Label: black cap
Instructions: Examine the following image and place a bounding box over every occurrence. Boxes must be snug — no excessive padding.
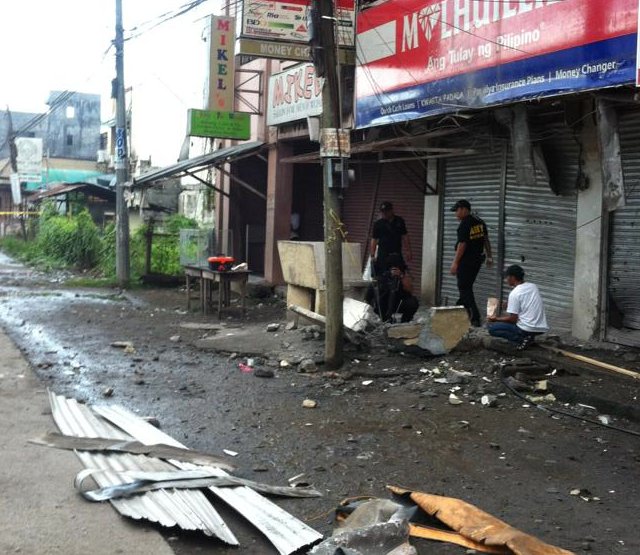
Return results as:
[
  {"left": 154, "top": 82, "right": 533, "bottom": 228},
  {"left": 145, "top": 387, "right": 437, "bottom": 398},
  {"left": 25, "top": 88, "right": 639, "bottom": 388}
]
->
[
  {"left": 450, "top": 199, "right": 471, "bottom": 212},
  {"left": 380, "top": 201, "right": 393, "bottom": 212},
  {"left": 504, "top": 264, "right": 525, "bottom": 280}
]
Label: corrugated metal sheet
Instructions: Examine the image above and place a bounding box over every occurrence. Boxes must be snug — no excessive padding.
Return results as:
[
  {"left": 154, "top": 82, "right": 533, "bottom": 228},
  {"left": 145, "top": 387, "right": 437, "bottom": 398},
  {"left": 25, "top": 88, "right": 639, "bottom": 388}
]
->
[
  {"left": 440, "top": 150, "right": 503, "bottom": 311},
  {"left": 48, "top": 392, "right": 239, "bottom": 544},
  {"left": 504, "top": 123, "right": 579, "bottom": 333},
  {"left": 610, "top": 110, "right": 640, "bottom": 330},
  {"left": 343, "top": 161, "right": 426, "bottom": 289},
  {"left": 94, "top": 405, "right": 323, "bottom": 555}
]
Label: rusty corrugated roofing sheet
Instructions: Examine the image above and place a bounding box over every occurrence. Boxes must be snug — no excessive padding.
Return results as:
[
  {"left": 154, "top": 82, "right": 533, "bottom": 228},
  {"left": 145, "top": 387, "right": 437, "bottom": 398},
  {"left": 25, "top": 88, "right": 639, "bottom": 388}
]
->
[
  {"left": 94, "top": 404, "right": 324, "bottom": 555},
  {"left": 48, "top": 392, "right": 238, "bottom": 545}
]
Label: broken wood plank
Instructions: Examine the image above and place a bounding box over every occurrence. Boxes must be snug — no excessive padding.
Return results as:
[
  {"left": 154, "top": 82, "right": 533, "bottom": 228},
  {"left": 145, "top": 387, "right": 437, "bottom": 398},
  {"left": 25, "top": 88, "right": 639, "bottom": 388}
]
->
[
  {"left": 409, "top": 524, "right": 509, "bottom": 554},
  {"left": 540, "top": 345, "right": 640, "bottom": 380}
]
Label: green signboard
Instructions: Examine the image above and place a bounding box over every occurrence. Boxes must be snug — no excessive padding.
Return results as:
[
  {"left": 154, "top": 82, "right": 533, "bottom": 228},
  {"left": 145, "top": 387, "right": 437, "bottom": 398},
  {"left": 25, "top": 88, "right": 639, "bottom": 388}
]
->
[{"left": 187, "top": 109, "right": 250, "bottom": 140}]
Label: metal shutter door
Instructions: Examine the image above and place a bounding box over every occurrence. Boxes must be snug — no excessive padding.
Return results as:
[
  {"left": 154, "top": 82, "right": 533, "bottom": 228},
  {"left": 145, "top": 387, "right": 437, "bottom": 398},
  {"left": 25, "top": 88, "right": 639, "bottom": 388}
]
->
[
  {"left": 504, "top": 124, "right": 579, "bottom": 333},
  {"left": 609, "top": 110, "right": 640, "bottom": 330},
  {"left": 343, "top": 162, "right": 425, "bottom": 290},
  {"left": 440, "top": 152, "right": 503, "bottom": 311}
]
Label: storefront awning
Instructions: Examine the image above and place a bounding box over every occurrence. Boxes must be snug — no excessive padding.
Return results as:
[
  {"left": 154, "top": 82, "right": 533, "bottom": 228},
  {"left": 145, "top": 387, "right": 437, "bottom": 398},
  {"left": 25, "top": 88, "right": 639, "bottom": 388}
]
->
[{"left": 133, "top": 141, "right": 264, "bottom": 186}]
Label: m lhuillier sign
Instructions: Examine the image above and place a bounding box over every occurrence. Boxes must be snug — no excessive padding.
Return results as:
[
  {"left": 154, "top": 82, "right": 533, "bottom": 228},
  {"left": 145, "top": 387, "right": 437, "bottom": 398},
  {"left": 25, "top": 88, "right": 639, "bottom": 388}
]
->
[
  {"left": 355, "top": 0, "right": 638, "bottom": 128},
  {"left": 267, "top": 63, "right": 323, "bottom": 126}
]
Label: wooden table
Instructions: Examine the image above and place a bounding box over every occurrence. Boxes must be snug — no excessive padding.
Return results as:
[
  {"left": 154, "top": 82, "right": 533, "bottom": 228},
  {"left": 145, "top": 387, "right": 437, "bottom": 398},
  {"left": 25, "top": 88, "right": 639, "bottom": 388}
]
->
[{"left": 184, "top": 265, "right": 250, "bottom": 318}]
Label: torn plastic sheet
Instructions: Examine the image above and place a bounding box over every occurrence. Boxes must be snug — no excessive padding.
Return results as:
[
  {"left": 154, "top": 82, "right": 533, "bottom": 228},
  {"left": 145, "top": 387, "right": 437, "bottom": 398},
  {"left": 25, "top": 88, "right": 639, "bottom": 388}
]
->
[
  {"left": 75, "top": 468, "right": 322, "bottom": 502},
  {"left": 30, "top": 432, "right": 235, "bottom": 471},
  {"left": 388, "top": 486, "right": 575, "bottom": 555},
  {"left": 309, "top": 520, "right": 416, "bottom": 555}
]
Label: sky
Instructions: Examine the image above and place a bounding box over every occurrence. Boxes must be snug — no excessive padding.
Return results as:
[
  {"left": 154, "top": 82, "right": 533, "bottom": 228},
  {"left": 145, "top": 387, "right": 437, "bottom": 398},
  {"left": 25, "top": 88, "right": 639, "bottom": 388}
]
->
[{"left": 0, "top": 0, "right": 221, "bottom": 165}]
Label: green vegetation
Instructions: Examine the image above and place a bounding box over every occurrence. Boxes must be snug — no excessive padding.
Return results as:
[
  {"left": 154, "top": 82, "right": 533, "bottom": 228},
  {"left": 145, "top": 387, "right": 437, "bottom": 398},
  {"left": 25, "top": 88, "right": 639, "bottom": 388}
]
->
[{"left": 0, "top": 206, "right": 199, "bottom": 284}]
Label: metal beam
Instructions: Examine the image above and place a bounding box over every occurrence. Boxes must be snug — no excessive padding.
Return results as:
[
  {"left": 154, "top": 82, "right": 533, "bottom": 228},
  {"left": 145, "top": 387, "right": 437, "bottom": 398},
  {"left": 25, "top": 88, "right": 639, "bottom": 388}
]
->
[
  {"left": 184, "top": 170, "right": 230, "bottom": 198},
  {"left": 216, "top": 166, "right": 266, "bottom": 200}
]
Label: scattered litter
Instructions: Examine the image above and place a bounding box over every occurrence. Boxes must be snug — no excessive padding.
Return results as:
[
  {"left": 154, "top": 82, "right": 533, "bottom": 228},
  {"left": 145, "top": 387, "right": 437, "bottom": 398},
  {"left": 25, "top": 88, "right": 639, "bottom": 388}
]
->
[
  {"left": 254, "top": 368, "right": 275, "bottom": 378},
  {"left": 527, "top": 393, "right": 557, "bottom": 403},
  {"left": 481, "top": 395, "right": 498, "bottom": 408},
  {"left": 266, "top": 323, "right": 281, "bottom": 332},
  {"left": 434, "top": 377, "right": 449, "bottom": 384},
  {"left": 246, "top": 358, "right": 255, "bottom": 367},
  {"left": 570, "top": 488, "right": 599, "bottom": 502},
  {"left": 534, "top": 380, "right": 548, "bottom": 392},
  {"left": 482, "top": 377, "right": 492, "bottom": 383},
  {"left": 280, "top": 360, "right": 291, "bottom": 368},
  {"left": 302, "top": 399, "right": 318, "bottom": 409},
  {"left": 102, "top": 387, "right": 114, "bottom": 398},
  {"left": 578, "top": 403, "right": 597, "bottom": 411},
  {"left": 169, "top": 335, "right": 181, "bottom": 343},
  {"left": 288, "top": 473, "right": 305, "bottom": 484},
  {"left": 223, "top": 449, "right": 239, "bottom": 457},
  {"left": 419, "top": 368, "right": 430, "bottom": 374},
  {"left": 298, "top": 359, "right": 318, "bottom": 373},
  {"left": 142, "top": 416, "right": 160, "bottom": 428},
  {"left": 124, "top": 344, "right": 136, "bottom": 354},
  {"left": 238, "top": 363, "right": 253, "bottom": 373},
  {"left": 448, "top": 394, "right": 463, "bottom": 405},
  {"left": 362, "top": 380, "right": 374, "bottom": 386}
]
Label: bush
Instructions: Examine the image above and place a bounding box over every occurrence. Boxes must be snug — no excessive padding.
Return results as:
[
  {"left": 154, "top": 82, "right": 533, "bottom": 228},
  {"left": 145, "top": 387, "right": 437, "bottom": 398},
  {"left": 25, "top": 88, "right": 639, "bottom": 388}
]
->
[{"left": 36, "top": 208, "right": 100, "bottom": 269}]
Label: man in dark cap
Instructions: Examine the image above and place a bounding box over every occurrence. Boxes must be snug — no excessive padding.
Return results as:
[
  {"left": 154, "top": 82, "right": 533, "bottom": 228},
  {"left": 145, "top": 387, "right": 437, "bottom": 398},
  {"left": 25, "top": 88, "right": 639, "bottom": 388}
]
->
[
  {"left": 370, "top": 201, "right": 412, "bottom": 276},
  {"left": 487, "top": 264, "right": 548, "bottom": 350},
  {"left": 366, "top": 253, "right": 419, "bottom": 323},
  {"left": 450, "top": 199, "right": 493, "bottom": 327}
]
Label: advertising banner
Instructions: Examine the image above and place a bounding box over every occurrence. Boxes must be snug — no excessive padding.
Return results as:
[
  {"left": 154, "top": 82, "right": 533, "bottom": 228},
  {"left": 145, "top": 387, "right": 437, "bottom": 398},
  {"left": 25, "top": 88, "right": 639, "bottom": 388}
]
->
[
  {"left": 207, "top": 16, "right": 235, "bottom": 112},
  {"left": 355, "top": 0, "right": 638, "bottom": 128},
  {"left": 241, "top": 0, "right": 355, "bottom": 47},
  {"left": 15, "top": 137, "right": 43, "bottom": 183},
  {"left": 267, "top": 62, "right": 323, "bottom": 126},
  {"left": 187, "top": 109, "right": 250, "bottom": 140}
]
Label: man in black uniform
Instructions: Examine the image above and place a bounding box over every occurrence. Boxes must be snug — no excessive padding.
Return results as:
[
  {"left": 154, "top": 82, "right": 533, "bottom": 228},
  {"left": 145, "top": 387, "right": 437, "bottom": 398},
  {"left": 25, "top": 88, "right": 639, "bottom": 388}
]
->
[
  {"left": 450, "top": 199, "right": 493, "bottom": 327},
  {"left": 370, "top": 201, "right": 413, "bottom": 276}
]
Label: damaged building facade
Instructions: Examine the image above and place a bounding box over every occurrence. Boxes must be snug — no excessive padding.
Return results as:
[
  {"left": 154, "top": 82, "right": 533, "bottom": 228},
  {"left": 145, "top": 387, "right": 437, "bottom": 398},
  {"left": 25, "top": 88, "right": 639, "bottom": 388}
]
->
[{"left": 213, "top": 0, "right": 640, "bottom": 347}]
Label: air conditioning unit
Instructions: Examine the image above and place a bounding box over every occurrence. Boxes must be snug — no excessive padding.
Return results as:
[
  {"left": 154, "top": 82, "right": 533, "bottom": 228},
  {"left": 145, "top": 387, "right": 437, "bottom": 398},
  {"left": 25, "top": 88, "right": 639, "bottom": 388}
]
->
[{"left": 97, "top": 150, "right": 108, "bottom": 163}]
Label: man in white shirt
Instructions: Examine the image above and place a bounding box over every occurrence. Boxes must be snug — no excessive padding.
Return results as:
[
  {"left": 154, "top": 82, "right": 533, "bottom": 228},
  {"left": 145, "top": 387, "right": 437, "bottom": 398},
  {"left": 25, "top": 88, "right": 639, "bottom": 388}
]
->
[{"left": 487, "top": 264, "right": 548, "bottom": 350}]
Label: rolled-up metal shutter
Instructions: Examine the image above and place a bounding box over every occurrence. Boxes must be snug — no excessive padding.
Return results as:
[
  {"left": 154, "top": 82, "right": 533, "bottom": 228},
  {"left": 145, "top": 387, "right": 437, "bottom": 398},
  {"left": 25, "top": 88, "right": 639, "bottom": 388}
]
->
[
  {"left": 504, "top": 123, "right": 579, "bottom": 333},
  {"left": 609, "top": 110, "right": 640, "bottom": 334},
  {"left": 440, "top": 151, "right": 503, "bottom": 311}
]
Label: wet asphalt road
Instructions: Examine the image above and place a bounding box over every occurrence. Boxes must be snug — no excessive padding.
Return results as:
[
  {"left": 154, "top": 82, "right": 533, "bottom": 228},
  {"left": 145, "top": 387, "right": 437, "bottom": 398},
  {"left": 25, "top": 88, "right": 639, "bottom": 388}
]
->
[{"left": 0, "top": 252, "right": 639, "bottom": 555}]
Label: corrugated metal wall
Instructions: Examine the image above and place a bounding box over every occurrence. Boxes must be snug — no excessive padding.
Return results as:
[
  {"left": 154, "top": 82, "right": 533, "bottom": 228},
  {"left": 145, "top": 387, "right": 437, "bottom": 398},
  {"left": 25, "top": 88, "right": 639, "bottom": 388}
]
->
[
  {"left": 610, "top": 110, "right": 640, "bottom": 330},
  {"left": 343, "top": 161, "right": 426, "bottom": 290},
  {"left": 440, "top": 151, "right": 504, "bottom": 310}
]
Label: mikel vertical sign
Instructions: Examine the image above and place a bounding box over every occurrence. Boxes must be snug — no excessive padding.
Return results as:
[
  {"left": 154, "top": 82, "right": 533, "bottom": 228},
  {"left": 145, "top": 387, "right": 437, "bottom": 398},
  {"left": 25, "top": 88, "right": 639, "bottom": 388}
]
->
[{"left": 207, "top": 16, "right": 236, "bottom": 112}]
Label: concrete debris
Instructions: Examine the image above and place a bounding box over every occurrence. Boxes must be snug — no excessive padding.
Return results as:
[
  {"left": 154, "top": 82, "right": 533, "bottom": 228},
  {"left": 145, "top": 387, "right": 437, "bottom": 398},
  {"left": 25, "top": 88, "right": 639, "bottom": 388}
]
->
[
  {"left": 534, "top": 380, "right": 549, "bottom": 392},
  {"left": 179, "top": 323, "right": 221, "bottom": 331},
  {"left": 302, "top": 399, "right": 318, "bottom": 409},
  {"left": 169, "top": 335, "right": 181, "bottom": 343},
  {"left": 481, "top": 395, "right": 498, "bottom": 408},
  {"left": 124, "top": 345, "right": 136, "bottom": 354},
  {"left": 111, "top": 341, "right": 134, "bottom": 349},
  {"left": 362, "top": 380, "right": 374, "bottom": 386},
  {"left": 286, "top": 320, "right": 297, "bottom": 331},
  {"left": 597, "top": 415, "right": 612, "bottom": 425},
  {"left": 223, "top": 449, "right": 239, "bottom": 457},
  {"left": 343, "top": 297, "right": 381, "bottom": 333},
  {"left": 527, "top": 393, "right": 557, "bottom": 403},
  {"left": 448, "top": 394, "right": 463, "bottom": 405},
  {"left": 254, "top": 368, "right": 275, "bottom": 378},
  {"left": 280, "top": 360, "right": 290, "bottom": 368},
  {"left": 385, "top": 307, "right": 469, "bottom": 355},
  {"left": 298, "top": 359, "right": 318, "bottom": 373},
  {"left": 266, "top": 323, "right": 281, "bottom": 332}
]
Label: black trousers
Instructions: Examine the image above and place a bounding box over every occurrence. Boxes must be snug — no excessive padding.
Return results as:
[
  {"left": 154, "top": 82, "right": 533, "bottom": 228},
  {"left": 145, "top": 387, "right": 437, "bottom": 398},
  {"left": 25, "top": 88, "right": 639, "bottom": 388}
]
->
[{"left": 456, "top": 259, "right": 482, "bottom": 325}]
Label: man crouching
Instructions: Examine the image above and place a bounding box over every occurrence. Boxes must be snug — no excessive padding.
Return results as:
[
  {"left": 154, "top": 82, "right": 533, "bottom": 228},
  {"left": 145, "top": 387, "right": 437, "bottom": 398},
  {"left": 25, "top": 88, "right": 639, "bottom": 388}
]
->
[
  {"left": 487, "top": 264, "right": 548, "bottom": 350},
  {"left": 366, "top": 253, "right": 419, "bottom": 323}
]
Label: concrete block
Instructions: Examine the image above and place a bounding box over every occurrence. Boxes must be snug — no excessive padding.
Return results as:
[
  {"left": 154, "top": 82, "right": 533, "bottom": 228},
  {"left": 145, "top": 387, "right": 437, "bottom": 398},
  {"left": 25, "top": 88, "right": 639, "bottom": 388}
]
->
[
  {"left": 287, "top": 284, "right": 315, "bottom": 312},
  {"left": 343, "top": 297, "right": 380, "bottom": 332},
  {"left": 385, "top": 307, "right": 469, "bottom": 355}
]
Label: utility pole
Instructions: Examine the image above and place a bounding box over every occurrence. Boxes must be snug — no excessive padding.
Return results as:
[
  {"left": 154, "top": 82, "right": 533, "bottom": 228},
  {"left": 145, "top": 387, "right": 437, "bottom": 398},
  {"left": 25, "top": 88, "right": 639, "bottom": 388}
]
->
[
  {"left": 115, "top": 0, "right": 130, "bottom": 286},
  {"left": 312, "top": 0, "right": 345, "bottom": 368}
]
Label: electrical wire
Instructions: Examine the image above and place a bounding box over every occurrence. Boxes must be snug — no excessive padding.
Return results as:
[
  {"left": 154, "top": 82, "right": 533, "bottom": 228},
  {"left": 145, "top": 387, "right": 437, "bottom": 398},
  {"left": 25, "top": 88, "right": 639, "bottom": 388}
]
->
[{"left": 499, "top": 365, "right": 640, "bottom": 438}]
